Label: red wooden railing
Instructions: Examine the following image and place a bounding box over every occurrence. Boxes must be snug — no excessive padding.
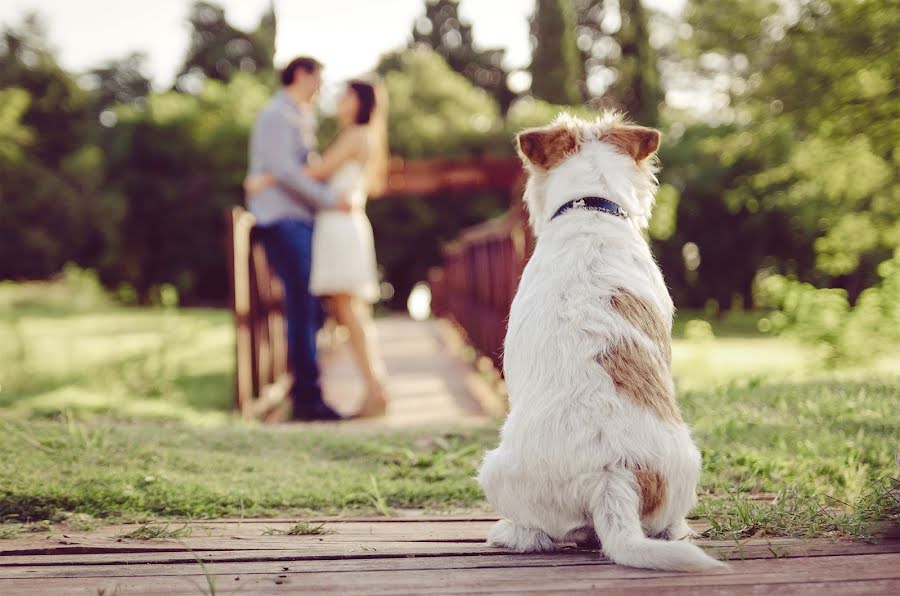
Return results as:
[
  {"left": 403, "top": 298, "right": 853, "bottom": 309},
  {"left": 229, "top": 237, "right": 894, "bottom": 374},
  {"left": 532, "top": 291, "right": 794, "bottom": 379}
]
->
[{"left": 429, "top": 191, "right": 532, "bottom": 373}]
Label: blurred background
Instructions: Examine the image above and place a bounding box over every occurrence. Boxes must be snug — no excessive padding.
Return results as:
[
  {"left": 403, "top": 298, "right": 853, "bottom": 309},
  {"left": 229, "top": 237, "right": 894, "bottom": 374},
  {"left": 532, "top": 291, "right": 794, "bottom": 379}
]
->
[{"left": 1, "top": 0, "right": 898, "bottom": 419}]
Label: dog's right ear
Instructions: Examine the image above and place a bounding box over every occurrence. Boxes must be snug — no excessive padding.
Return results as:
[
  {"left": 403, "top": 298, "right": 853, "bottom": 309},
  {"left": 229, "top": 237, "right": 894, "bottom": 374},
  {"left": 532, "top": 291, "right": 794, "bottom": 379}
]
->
[{"left": 516, "top": 127, "right": 579, "bottom": 170}]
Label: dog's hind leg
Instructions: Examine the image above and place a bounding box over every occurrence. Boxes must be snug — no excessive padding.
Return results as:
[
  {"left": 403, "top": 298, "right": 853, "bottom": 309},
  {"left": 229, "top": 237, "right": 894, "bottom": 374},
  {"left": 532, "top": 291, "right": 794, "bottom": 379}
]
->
[{"left": 487, "top": 519, "right": 556, "bottom": 552}]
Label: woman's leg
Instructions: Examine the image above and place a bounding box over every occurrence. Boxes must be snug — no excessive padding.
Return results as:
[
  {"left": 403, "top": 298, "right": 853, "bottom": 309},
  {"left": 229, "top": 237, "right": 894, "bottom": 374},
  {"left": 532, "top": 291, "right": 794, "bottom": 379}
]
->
[{"left": 331, "top": 293, "right": 387, "bottom": 394}]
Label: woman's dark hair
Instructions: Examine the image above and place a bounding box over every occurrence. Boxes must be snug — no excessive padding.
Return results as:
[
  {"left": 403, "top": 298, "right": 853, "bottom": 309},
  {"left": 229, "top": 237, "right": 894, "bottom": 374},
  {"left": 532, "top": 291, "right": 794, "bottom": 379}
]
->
[
  {"left": 281, "top": 56, "right": 322, "bottom": 86},
  {"left": 348, "top": 80, "right": 377, "bottom": 125}
]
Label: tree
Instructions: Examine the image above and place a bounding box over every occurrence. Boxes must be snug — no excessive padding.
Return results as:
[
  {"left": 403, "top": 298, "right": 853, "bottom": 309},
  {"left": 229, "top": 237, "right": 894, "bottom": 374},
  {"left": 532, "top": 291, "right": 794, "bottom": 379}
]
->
[
  {"left": 86, "top": 52, "right": 152, "bottom": 113},
  {"left": 0, "top": 88, "right": 33, "bottom": 161},
  {"left": 96, "top": 74, "right": 270, "bottom": 301},
  {"left": 376, "top": 47, "right": 505, "bottom": 158},
  {"left": 684, "top": 0, "right": 899, "bottom": 300},
  {"left": 372, "top": 48, "right": 509, "bottom": 307},
  {"left": 411, "top": 0, "right": 516, "bottom": 113},
  {"left": 573, "top": 0, "right": 661, "bottom": 124},
  {"left": 529, "top": 0, "right": 584, "bottom": 104},
  {"left": 0, "top": 16, "right": 99, "bottom": 278},
  {"left": 176, "top": 1, "right": 276, "bottom": 89},
  {"left": 0, "top": 14, "right": 91, "bottom": 167}
]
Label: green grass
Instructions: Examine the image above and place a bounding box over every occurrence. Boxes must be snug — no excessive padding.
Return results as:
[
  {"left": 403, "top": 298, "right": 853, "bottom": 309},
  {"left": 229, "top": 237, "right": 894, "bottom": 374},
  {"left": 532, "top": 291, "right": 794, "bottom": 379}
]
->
[
  {"left": 262, "top": 522, "right": 331, "bottom": 536},
  {"left": 0, "top": 417, "right": 490, "bottom": 521},
  {"left": 0, "top": 277, "right": 234, "bottom": 424},
  {"left": 0, "top": 280, "right": 897, "bottom": 540},
  {"left": 118, "top": 522, "right": 193, "bottom": 540}
]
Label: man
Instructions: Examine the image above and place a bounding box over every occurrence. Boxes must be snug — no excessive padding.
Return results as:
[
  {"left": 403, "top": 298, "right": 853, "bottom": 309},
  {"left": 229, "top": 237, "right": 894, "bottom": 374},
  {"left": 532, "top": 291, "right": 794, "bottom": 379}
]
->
[{"left": 246, "top": 56, "right": 347, "bottom": 421}]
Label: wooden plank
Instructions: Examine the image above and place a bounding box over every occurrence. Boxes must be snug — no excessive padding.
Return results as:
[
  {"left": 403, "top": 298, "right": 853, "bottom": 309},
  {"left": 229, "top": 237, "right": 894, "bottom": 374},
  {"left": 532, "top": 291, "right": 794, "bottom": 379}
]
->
[
  {"left": 4, "top": 518, "right": 895, "bottom": 551},
  {"left": 3, "top": 535, "right": 897, "bottom": 567},
  {"left": 2, "top": 541, "right": 899, "bottom": 579},
  {"left": 1, "top": 554, "right": 898, "bottom": 595}
]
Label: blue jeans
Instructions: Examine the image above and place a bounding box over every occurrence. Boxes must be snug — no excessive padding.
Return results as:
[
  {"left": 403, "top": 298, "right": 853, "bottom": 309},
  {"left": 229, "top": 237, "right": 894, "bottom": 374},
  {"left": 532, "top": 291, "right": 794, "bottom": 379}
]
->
[{"left": 258, "top": 219, "right": 323, "bottom": 409}]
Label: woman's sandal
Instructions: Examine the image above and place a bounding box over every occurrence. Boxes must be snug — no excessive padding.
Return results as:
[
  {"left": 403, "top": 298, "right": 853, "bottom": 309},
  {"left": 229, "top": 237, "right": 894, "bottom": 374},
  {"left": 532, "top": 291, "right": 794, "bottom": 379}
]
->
[{"left": 354, "top": 385, "right": 388, "bottom": 418}]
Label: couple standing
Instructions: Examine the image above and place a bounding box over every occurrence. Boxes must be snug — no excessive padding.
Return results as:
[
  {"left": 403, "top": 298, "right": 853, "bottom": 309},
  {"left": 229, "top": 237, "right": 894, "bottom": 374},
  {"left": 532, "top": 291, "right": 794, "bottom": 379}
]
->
[{"left": 244, "top": 57, "right": 388, "bottom": 421}]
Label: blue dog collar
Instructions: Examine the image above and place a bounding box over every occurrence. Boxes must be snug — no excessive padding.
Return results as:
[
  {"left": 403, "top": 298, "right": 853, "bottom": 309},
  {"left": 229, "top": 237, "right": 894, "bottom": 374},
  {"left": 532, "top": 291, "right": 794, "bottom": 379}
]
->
[{"left": 551, "top": 197, "right": 628, "bottom": 221}]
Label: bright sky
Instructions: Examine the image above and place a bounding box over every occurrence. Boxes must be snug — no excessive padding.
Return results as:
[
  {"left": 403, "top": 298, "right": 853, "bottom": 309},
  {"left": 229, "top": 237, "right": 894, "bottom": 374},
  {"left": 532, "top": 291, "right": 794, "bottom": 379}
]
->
[{"left": 0, "top": 0, "right": 683, "bottom": 89}]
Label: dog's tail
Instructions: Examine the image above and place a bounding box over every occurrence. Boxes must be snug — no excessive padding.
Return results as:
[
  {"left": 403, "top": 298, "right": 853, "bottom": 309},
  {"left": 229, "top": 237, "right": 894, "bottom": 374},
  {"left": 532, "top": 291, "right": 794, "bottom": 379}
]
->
[{"left": 590, "top": 469, "right": 726, "bottom": 572}]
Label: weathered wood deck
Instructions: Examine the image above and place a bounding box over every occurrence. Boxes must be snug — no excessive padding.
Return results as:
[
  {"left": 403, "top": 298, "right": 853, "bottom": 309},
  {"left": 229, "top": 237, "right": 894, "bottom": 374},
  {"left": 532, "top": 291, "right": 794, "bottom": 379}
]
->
[{"left": 2, "top": 516, "right": 897, "bottom": 594}]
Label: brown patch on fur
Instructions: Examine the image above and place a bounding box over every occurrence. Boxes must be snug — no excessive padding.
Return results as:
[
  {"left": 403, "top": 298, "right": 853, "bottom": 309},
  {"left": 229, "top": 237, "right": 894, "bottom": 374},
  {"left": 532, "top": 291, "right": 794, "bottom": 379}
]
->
[
  {"left": 600, "top": 126, "right": 661, "bottom": 162},
  {"left": 634, "top": 468, "right": 666, "bottom": 517},
  {"left": 597, "top": 340, "right": 683, "bottom": 424},
  {"left": 517, "top": 127, "right": 579, "bottom": 170},
  {"left": 610, "top": 290, "right": 672, "bottom": 365}
]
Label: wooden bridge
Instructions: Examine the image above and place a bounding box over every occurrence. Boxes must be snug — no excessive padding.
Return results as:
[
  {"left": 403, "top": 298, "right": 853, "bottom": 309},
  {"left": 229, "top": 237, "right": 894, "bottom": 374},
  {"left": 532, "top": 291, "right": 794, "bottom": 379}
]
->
[{"left": 226, "top": 156, "right": 526, "bottom": 422}]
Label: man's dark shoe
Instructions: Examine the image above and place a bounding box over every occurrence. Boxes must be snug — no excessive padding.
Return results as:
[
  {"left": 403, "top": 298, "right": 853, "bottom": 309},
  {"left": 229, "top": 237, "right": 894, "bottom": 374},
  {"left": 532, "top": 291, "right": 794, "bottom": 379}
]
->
[{"left": 293, "top": 400, "right": 345, "bottom": 421}]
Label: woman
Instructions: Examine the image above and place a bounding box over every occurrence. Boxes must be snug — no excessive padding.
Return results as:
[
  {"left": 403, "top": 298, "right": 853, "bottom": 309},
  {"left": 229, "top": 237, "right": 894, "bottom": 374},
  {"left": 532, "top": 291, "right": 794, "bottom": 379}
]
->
[{"left": 245, "top": 79, "right": 390, "bottom": 417}]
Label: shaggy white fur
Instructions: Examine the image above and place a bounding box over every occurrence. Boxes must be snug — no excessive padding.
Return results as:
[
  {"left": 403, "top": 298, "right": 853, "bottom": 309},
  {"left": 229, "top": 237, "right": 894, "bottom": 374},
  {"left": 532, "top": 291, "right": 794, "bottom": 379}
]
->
[{"left": 477, "top": 113, "right": 726, "bottom": 572}]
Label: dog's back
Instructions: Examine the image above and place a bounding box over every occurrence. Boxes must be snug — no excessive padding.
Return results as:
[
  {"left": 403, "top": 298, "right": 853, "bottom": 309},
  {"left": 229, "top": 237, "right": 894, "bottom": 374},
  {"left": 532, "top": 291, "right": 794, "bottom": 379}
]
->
[{"left": 478, "top": 113, "right": 724, "bottom": 572}]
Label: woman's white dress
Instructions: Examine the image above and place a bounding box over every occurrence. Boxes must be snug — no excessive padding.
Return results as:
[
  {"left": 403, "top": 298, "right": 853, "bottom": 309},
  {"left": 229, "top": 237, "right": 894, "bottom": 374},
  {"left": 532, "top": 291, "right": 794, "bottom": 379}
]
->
[{"left": 309, "top": 161, "right": 380, "bottom": 302}]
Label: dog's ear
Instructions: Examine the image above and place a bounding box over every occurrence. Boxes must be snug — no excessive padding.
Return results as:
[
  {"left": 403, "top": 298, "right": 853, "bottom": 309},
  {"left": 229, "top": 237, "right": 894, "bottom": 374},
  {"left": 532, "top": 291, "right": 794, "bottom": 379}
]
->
[
  {"left": 601, "top": 126, "right": 661, "bottom": 162},
  {"left": 516, "top": 127, "right": 579, "bottom": 170}
]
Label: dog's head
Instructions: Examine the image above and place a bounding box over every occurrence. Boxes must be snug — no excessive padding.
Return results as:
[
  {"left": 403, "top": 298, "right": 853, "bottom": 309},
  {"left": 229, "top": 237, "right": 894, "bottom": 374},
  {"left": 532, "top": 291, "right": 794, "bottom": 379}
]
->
[{"left": 515, "top": 112, "right": 661, "bottom": 235}]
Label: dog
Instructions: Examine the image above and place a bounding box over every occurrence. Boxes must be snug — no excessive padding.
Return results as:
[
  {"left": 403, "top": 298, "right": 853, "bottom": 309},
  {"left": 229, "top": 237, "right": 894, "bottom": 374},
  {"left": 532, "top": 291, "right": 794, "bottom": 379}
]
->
[{"left": 477, "top": 113, "right": 725, "bottom": 572}]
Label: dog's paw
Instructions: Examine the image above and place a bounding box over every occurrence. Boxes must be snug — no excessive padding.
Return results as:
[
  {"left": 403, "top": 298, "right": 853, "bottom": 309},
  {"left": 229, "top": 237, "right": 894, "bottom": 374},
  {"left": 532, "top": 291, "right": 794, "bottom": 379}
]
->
[
  {"left": 663, "top": 519, "right": 695, "bottom": 541},
  {"left": 487, "top": 519, "right": 556, "bottom": 553}
]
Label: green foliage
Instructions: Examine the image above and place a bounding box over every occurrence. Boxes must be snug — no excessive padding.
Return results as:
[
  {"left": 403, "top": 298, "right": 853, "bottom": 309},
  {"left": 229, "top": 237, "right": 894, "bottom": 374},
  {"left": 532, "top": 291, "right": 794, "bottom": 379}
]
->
[
  {"left": 575, "top": 0, "right": 661, "bottom": 124},
  {"left": 0, "top": 87, "right": 33, "bottom": 160},
  {"left": 682, "top": 0, "right": 899, "bottom": 305},
  {"left": 96, "top": 73, "right": 269, "bottom": 301},
  {"left": 378, "top": 47, "right": 504, "bottom": 158},
  {"left": 372, "top": 48, "right": 512, "bottom": 304},
  {"left": 86, "top": 52, "right": 152, "bottom": 113},
  {"left": 647, "top": 183, "right": 679, "bottom": 241},
  {"left": 0, "top": 15, "right": 91, "bottom": 167},
  {"left": 411, "top": 0, "right": 516, "bottom": 112},
  {"left": 529, "top": 0, "right": 584, "bottom": 105},
  {"left": 758, "top": 252, "right": 900, "bottom": 366},
  {"left": 0, "top": 157, "right": 90, "bottom": 279}
]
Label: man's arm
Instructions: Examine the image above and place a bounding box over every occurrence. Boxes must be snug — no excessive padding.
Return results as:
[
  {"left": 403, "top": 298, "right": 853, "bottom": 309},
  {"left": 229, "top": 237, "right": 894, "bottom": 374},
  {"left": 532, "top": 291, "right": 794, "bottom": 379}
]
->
[
  {"left": 257, "top": 110, "right": 337, "bottom": 210},
  {"left": 304, "top": 128, "right": 362, "bottom": 181}
]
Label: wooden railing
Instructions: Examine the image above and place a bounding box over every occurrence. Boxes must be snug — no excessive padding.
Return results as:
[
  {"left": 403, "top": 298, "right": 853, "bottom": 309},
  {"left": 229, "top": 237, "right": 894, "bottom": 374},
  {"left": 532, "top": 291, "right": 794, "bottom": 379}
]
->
[
  {"left": 226, "top": 207, "right": 292, "bottom": 420},
  {"left": 430, "top": 194, "right": 533, "bottom": 373}
]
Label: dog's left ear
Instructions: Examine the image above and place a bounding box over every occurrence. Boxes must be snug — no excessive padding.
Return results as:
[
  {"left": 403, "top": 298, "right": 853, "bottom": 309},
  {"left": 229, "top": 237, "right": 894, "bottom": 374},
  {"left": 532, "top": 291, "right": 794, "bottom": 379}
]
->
[
  {"left": 601, "top": 126, "right": 661, "bottom": 162},
  {"left": 516, "top": 126, "right": 579, "bottom": 170}
]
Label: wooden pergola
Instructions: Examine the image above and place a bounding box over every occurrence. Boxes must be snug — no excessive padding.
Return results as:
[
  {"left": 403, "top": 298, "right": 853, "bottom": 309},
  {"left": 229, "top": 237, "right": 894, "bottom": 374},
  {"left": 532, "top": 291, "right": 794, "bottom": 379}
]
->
[{"left": 227, "top": 156, "right": 527, "bottom": 421}]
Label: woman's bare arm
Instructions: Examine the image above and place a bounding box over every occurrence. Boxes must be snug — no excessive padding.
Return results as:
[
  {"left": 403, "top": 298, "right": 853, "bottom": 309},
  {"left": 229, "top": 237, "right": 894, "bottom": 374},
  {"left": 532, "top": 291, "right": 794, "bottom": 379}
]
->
[{"left": 304, "top": 128, "right": 364, "bottom": 181}]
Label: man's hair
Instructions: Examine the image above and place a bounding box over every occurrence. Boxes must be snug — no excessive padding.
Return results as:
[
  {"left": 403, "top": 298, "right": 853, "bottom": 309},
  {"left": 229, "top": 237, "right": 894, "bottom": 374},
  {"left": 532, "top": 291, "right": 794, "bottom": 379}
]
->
[{"left": 280, "top": 56, "right": 322, "bottom": 86}]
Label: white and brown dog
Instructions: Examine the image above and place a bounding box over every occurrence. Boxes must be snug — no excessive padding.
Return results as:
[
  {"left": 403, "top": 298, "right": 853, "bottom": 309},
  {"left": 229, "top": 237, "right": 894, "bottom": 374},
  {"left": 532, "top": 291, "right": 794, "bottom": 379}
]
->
[{"left": 477, "top": 113, "right": 725, "bottom": 572}]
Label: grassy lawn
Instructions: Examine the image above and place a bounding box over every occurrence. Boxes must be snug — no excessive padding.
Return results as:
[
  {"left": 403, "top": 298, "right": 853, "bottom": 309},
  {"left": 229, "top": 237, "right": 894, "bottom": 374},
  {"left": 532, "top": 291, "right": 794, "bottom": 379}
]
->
[{"left": 1, "top": 277, "right": 897, "bottom": 540}]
